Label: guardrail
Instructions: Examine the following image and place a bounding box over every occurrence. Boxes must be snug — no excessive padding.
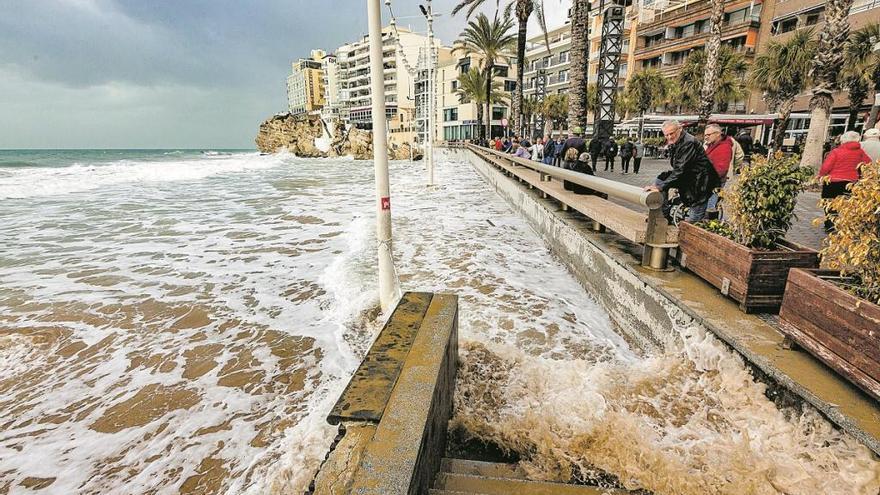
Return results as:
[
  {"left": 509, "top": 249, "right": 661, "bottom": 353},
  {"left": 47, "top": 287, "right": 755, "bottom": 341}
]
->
[{"left": 464, "top": 144, "right": 675, "bottom": 270}]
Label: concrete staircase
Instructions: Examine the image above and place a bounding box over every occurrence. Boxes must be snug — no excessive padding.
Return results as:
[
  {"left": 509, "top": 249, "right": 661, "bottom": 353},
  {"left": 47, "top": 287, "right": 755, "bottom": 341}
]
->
[{"left": 430, "top": 458, "right": 631, "bottom": 495}]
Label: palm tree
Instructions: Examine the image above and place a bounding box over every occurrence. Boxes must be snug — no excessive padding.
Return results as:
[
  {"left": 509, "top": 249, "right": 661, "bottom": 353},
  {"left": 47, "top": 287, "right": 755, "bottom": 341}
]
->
[
  {"left": 624, "top": 68, "right": 669, "bottom": 139},
  {"left": 750, "top": 29, "right": 816, "bottom": 150},
  {"left": 452, "top": 0, "right": 547, "bottom": 137},
  {"left": 456, "top": 67, "right": 507, "bottom": 139},
  {"left": 698, "top": 0, "right": 726, "bottom": 126},
  {"left": 453, "top": 13, "right": 517, "bottom": 140},
  {"left": 843, "top": 23, "right": 880, "bottom": 130},
  {"left": 539, "top": 93, "right": 568, "bottom": 136},
  {"left": 800, "top": 0, "right": 856, "bottom": 169},
  {"left": 678, "top": 47, "right": 748, "bottom": 114},
  {"left": 521, "top": 95, "right": 541, "bottom": 138},
  {"left": 568, "top": 0, "right": 591, "bottom": 132}
]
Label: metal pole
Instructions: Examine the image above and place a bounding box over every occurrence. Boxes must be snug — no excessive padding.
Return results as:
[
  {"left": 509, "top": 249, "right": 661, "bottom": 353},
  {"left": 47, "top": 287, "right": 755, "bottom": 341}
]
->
[
  {"left": 367, "top": 0, "right": 398, "bottom": 312},
  {"left": 426, "top": 0, "right": 435, "bottom": 185}
]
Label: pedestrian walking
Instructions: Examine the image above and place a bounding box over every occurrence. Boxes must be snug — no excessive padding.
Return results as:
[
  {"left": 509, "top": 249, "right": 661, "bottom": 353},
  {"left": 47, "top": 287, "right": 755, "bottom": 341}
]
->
[
  {"left": 553, "top": 135, "right": 566, "bottom": 167},
  {"left": 603, "top": 137, "right": 618, "bottom": 172},
  {"left": 620, "top": 138, "right": 635, "bottom": 174},
  {"left": 589, "top": 137, "right": 603, "bottom": 172},
  {"left": 861, "top": 128, "right": 880, "bottom": 162},
  {"left": 818, "top": 130, "right": 872, "bottom": 231},
  {"left": 633, "top": 139, "right": 645, "bottom": 174}
]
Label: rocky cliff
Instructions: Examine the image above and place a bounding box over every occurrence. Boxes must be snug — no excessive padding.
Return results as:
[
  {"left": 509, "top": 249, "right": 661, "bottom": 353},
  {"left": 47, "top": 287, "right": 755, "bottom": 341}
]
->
[{"left": 255, "top": 113, "right": 420, "bottom": 161}]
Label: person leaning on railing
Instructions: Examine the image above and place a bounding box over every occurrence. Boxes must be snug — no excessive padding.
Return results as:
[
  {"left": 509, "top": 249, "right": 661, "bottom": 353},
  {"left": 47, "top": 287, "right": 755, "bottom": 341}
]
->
[{"left": 644, "top": 120, "right": 720, "bottom": 223}]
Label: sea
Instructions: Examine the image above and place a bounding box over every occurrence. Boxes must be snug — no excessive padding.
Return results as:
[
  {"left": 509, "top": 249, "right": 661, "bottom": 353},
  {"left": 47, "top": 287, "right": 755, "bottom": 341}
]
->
[{"left": 0, "top": 149, "right": 877, "bottom": 495}]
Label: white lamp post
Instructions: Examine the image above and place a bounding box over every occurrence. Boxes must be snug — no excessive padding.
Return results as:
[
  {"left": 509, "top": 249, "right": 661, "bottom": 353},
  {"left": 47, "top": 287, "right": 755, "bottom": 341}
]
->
[{"left": 368, "top": 0, "right": 399, "bottom": 312}]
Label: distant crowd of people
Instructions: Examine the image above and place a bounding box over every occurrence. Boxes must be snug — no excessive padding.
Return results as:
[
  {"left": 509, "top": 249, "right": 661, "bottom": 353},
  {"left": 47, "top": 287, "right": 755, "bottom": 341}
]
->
[{"left": 473, "top": 119, "right": 879, "bottom": 228}]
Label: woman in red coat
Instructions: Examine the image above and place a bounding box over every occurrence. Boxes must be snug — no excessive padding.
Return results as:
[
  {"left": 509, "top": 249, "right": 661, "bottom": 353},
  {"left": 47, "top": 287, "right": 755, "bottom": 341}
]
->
[{"left": 818, "top": 130, "right": 872, "bottom": 231}]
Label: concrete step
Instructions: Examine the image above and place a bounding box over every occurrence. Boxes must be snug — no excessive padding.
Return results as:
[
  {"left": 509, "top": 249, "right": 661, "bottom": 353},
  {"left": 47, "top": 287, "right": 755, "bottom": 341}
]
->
[
  {"left": 439, "top": 458, "right": 527, "bottom": 480},
  {"left": 434, "top": 472, "right": 630, "bottom": 495}
]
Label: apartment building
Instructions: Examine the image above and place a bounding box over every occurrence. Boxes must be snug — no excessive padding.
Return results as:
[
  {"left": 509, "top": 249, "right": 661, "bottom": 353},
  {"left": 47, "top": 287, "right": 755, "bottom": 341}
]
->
[
  {"left": 321, "top": 53, "right": 341, "bottom": 119},
  {"left": 436, "top": 54, "right": 518, "bottom": 140},
  {"left": 334, "top": 26, "right": 440, "bottom": 127},
  {"left": 522, "top": 6, "right": 635, "bottom": 130},
  {"left": 632, "top": 0, "right": 764, "bottom": 112},
  {"left": 755, "top": 0, "right": 879, "bottom": 132},
  {"left": 286, "top": 50, "right": 327, "bottom": 116}
]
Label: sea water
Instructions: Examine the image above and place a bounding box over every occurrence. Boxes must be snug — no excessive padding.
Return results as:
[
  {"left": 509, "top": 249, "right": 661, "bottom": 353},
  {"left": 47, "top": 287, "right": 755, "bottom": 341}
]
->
[{"left": 0, "top": 149, "right": 876, "bottom": 494}]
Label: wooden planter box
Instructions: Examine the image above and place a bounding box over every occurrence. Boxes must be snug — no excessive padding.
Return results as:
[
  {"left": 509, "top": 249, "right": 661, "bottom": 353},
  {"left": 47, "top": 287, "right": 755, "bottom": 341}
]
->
[
  {"left": 678, "top": 222, "right": 819, "bottom": 313},
  {"left": 779, "top": 269, "right": 880, "bottom": 401}
]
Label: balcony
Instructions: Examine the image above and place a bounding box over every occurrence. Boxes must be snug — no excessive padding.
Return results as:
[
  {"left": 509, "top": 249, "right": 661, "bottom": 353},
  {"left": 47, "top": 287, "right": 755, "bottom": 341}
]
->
[{"left": 634, "top": 19, "right": 759, "bottom": 59}]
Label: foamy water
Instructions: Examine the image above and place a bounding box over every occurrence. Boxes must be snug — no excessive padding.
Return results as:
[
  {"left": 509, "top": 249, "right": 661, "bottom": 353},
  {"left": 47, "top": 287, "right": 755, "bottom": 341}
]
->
[{"left": 0, "top": 150, "right": 876, "bottom": 494}]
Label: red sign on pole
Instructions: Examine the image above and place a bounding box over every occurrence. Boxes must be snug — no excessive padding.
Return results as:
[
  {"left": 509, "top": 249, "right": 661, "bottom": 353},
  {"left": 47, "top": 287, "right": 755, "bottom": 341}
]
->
[{"left": 381, "top": 197, "right": 391, "bottom": 211}]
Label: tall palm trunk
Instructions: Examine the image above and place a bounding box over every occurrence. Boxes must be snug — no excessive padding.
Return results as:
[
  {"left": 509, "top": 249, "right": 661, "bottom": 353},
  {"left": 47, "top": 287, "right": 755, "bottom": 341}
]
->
[
  {"left": 772, "top": 98, "right": 795, "bottom": 151},
  {"left": 477, "top": 102, "right": 485, "bottom": 139},
  {"left": 698, "top": 0, "right": 725, "bottom": 127},
  {"left": 567, "top": 0, "right": 590, "bottom": 131},
  {"left": 486, "top": 63, "right": 494, "bottom": 140},
  {"left": 514, "top": 3, "right": 532, "bottom": 137},
  {"left": 801, "top": 0, "right": 854, "bottom": 168}
]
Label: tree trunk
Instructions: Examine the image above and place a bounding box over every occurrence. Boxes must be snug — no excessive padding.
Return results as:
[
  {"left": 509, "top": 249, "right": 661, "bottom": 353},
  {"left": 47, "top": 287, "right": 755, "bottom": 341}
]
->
[
  {"left": 514, "top": 7, "right": 530, "bottom": 137},
  {"left": 477, "top": 104, "right": 484, "bottom": 141},
  {"left": 772, "top": 98, "right": 794, "bottom": 151},
  {"left": 638, "top": 109, "right": 645, "bottom": 141},
  {"left": 486, "top": 63, "right": 494, "bottom": 141},
  {"left": 802, "top": 94, "right": 834, "bottom": 168},
  {"left": 800, "top": 0, "right": 854, "bottom": 168},
  {"left": 567, "top": 0, "right": 590, "bottom": 132},
  {"left": 698, "top": 0, "right": 725, "bottom": 127},
  {"left": 544, "top": 119, "right": 553, "bottom": 138}
]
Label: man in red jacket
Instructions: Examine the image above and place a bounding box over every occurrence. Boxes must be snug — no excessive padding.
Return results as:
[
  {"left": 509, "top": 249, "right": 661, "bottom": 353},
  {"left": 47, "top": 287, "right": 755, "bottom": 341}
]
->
[
  {"left": 703, "top": 124, "right": 732, "bottom": 218},
  {"left": 818, "top": 130, "right": 872, "bottom": 231}
]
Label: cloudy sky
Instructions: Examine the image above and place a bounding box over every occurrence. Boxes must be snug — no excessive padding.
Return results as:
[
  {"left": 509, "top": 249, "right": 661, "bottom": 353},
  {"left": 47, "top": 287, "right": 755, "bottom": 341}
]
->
[{"left": 0, "top": 0, "right": 572, "bottom": 149}]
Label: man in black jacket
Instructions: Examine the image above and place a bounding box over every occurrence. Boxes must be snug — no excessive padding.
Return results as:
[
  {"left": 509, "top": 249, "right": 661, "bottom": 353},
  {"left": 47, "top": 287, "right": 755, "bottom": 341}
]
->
[
  {"left": 644, "top": 120, "right": 720, "bottom": 223},
  {"left": 588, "top": 136, "right": 604, "bottom": 171}
]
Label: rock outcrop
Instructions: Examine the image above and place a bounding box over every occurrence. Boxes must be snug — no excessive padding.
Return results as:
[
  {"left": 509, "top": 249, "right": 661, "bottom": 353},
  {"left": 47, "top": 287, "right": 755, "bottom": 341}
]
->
[{"left": 255, "top": 113, "right": 423, "bottom": 161}]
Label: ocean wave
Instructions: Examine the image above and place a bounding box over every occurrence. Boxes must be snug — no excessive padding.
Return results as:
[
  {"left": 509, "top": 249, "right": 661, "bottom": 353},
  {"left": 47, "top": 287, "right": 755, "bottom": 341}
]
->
[{"left": 0, "top": 152, "right": 285, "bottom": 199}]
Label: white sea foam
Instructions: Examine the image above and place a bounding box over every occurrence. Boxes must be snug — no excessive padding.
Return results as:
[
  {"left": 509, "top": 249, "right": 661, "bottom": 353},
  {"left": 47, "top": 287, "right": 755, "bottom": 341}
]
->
[{"left": 0, "top": 151, "right": 287, "bottom": 199}]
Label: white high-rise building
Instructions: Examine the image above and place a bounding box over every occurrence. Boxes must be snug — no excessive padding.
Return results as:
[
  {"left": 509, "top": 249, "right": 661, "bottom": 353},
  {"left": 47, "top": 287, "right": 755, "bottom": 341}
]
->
[
  {"left": 321, "top": 53, "right": 341, "bottom": 118},
  {"left": 334, "top": 26, "right": 440, "bottom": 126}
]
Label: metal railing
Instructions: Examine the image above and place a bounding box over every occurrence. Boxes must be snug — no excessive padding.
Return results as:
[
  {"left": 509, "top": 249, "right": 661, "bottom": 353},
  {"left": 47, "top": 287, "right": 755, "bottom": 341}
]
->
[{"left": 464, "top": 144, "right": 674, "bottom": 270}]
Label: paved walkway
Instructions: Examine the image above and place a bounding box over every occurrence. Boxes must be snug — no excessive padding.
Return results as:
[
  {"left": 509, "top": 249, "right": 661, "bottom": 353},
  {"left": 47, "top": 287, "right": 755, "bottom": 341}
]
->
[{"left": 589, "top": 156, "right": 826, "bottom": 251}]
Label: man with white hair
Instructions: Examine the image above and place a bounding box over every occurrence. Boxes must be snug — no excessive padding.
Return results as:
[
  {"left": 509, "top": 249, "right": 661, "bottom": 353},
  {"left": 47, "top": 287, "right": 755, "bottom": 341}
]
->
[
  {"left": 862, "top": 128, "right": 880, "bottom": 162},
  {"left": 644, "top": 120, "right": 720, "bottom": 222},
  {"left": 818, "top": 130, "right": 872, "bottom": 231}
]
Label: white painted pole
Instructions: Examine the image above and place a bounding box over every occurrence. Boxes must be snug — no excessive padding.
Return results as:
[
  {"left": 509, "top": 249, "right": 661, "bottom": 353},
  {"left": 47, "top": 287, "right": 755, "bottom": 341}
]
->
[
  {"left": 426, "top": 0, "right": 435, "bottom": 185},
  {"left": 367, "top": 0, "right": 398, "bottom": 312}
]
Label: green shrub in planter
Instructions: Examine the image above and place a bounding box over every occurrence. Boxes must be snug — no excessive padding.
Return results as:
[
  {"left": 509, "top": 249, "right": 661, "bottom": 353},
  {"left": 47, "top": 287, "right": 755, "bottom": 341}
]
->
[
  {"left": 819, "top": 160, "right": 880, "bottom": 304},
  {"left": 703, "top": 152, "right": 813, "bottom": 249}
]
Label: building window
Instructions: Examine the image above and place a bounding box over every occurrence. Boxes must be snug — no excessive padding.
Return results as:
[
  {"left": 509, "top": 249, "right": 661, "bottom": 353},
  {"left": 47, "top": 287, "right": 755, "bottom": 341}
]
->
[
  {"left": 557, "top": 70, "right": 569, "bottom": 83},
  {"left": 451, "top": 80, "right": 458, "bottom": 91},
  {"left": 805, "top": 13, "right": 821, "bottom": 25},
  {"left": 443, "top": 108, "right": 459, "bottom": 122},
  {"left": 492, "top": 107, "right": 506, "bottom": 120},
  {"left": 504, "top": 80, "right": 517, "bottom": 92},
  {"left": 495, "top": 66, "right": 509, "bottom": 78},
  {"left": 558, "top": 50, "right": 570, "bottom": 64}
]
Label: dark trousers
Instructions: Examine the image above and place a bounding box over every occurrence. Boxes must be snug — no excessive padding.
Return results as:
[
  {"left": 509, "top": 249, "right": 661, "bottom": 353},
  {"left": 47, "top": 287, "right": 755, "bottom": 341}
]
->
[
  {"left": 604, "top": 155, "right": 615, "bottom": 171},
  {"left": 590, "top": 154, "right": 599, "bottom": 171},
  {"left": 821, "top": 181, "right": 853, "bottom": 231},
  {"left": 633, "top": 157, "right": 642, "bottom": 173},
  {"left": 621, "top": 156, "right": 631, "bottom": 173}
]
